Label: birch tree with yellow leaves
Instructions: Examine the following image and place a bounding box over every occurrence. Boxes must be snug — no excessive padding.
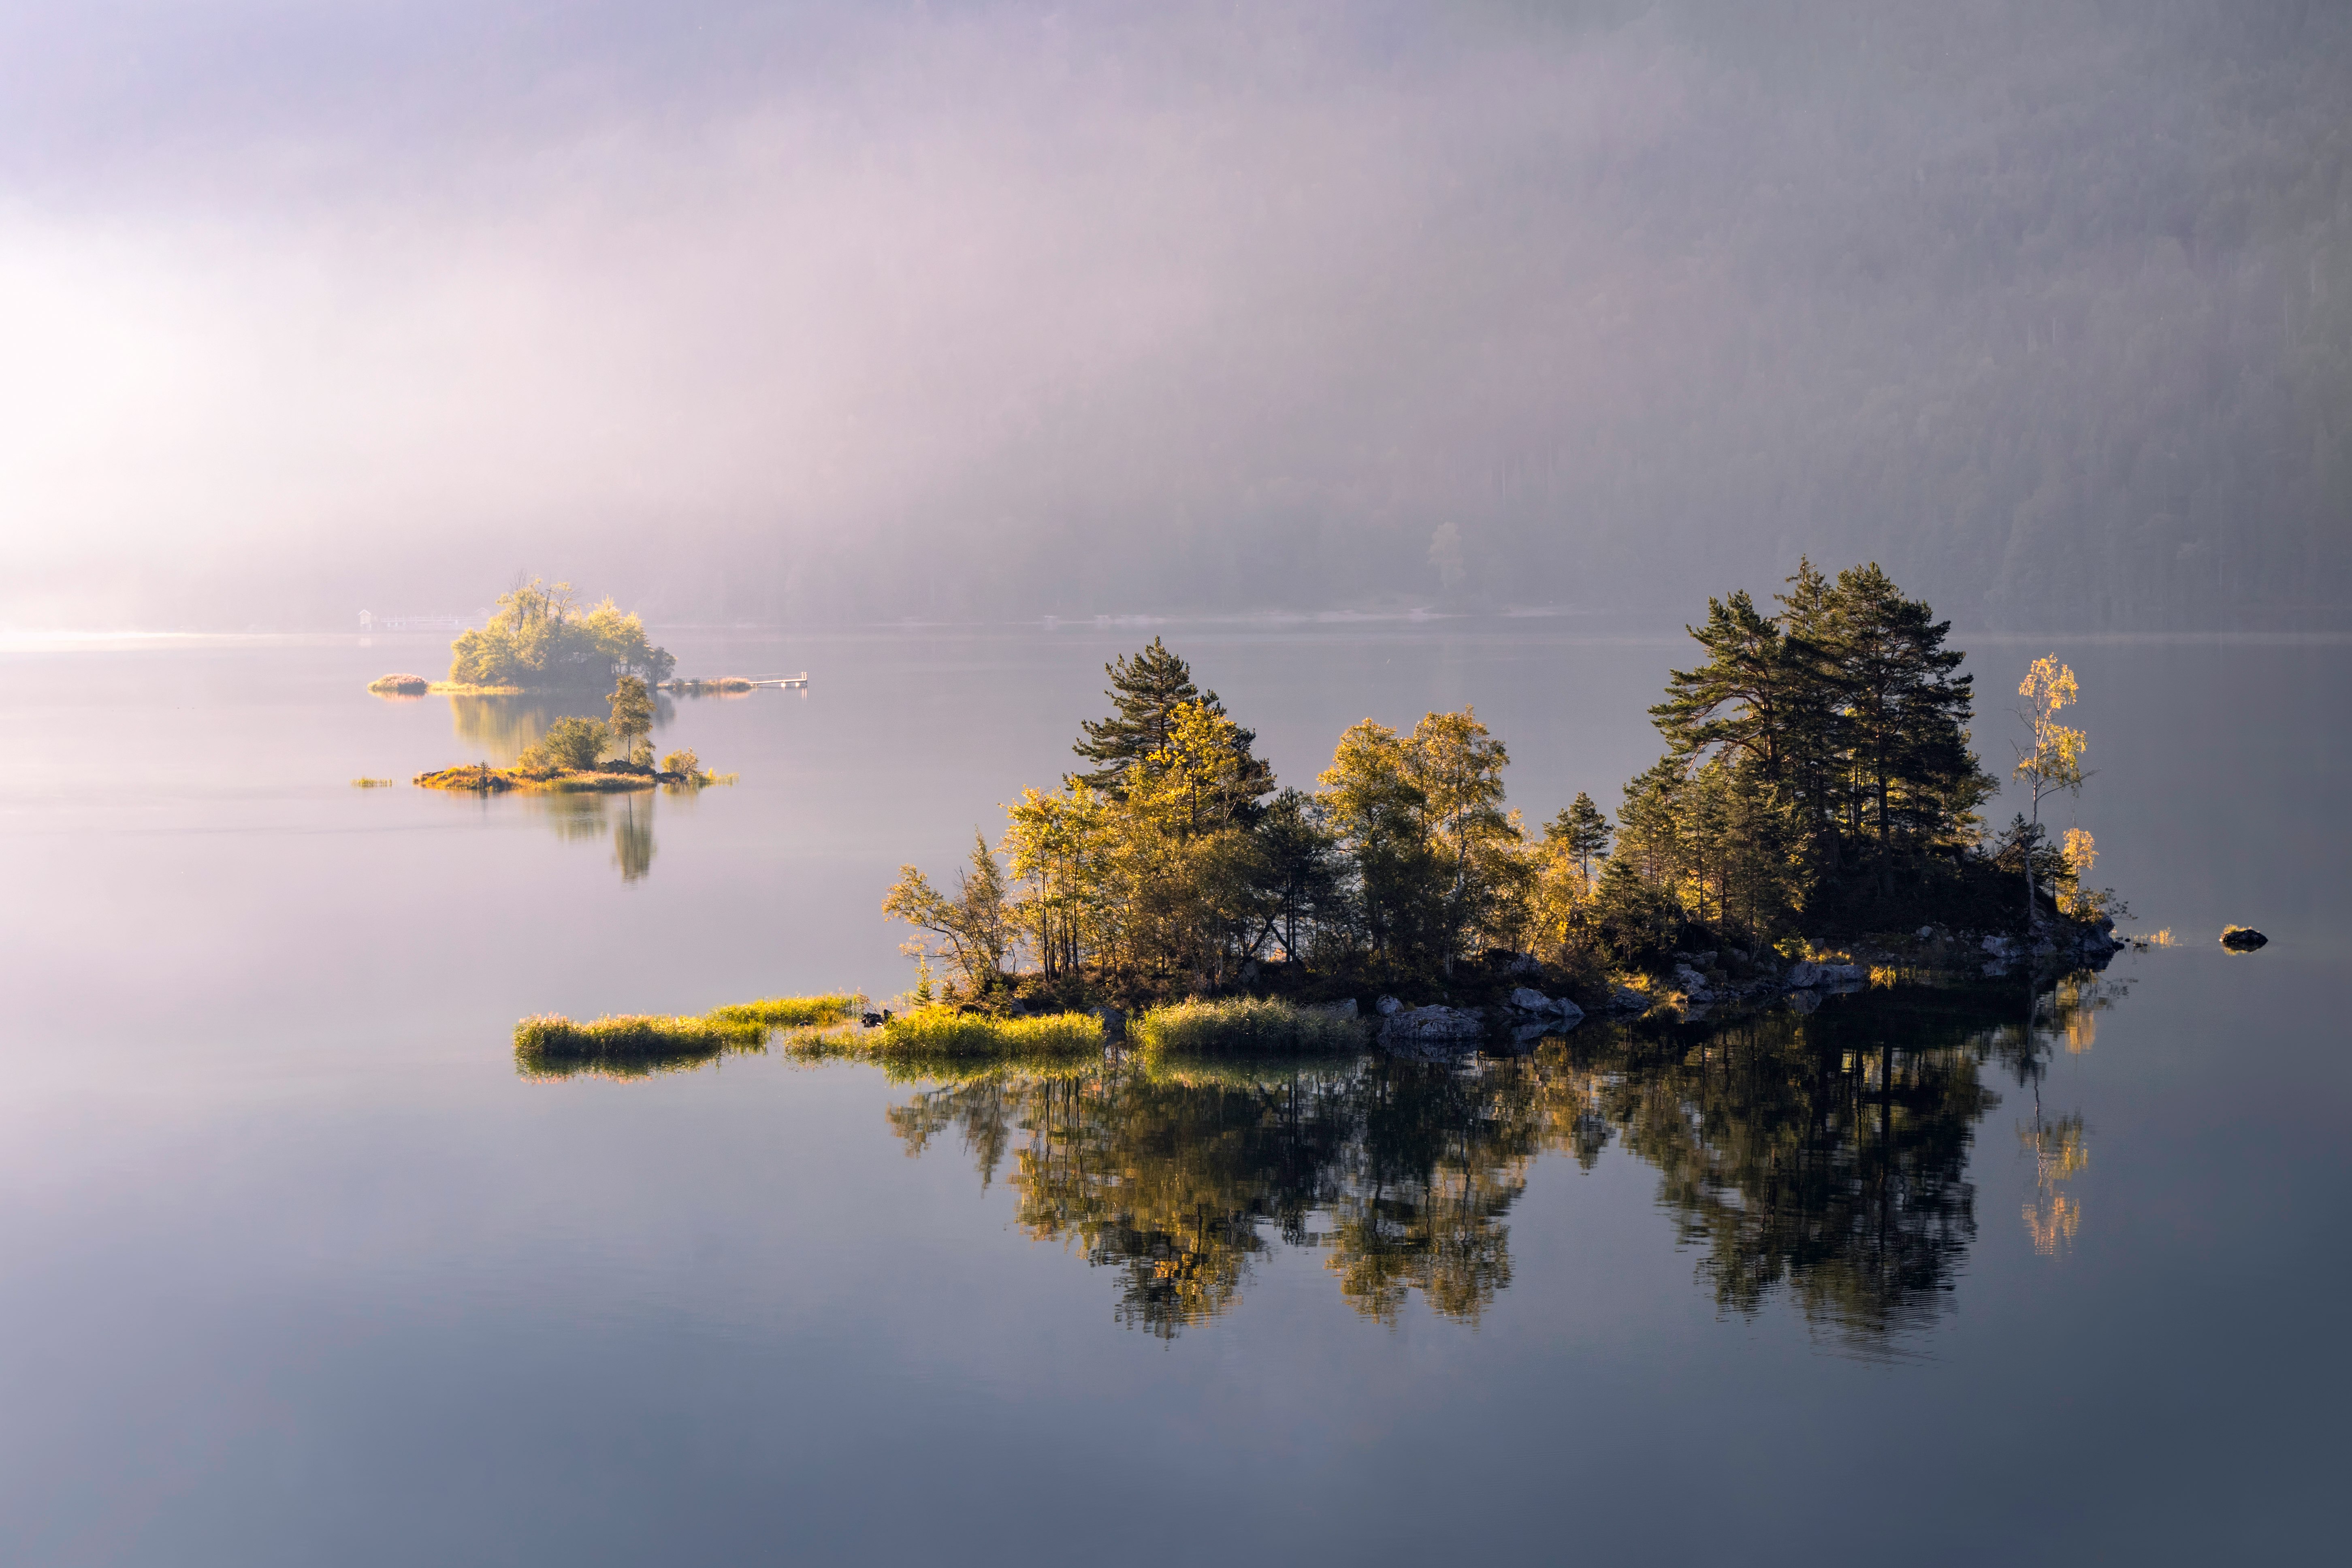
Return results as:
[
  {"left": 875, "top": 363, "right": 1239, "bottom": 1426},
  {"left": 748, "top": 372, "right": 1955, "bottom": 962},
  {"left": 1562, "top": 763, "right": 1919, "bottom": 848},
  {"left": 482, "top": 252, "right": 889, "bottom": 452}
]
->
[{"left": 2013, "top": 656, "right": 2089, "bottom": 926}]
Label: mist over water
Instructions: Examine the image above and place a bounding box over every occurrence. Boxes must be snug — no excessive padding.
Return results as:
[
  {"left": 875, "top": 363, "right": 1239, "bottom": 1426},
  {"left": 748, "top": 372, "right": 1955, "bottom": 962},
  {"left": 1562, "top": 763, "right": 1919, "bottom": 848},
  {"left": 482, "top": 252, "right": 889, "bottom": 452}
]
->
[
  {"left": 2, "top": 1, "right": 2346, "bottom": 631},
  {"left": 4, "top": 3, "right": 2349, "bottom": 1558}
]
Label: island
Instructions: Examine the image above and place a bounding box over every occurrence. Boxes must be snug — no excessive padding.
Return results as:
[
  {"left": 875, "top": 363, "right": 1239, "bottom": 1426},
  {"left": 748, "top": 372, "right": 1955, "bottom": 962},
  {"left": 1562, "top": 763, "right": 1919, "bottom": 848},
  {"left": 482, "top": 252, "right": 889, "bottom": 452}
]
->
[
  {"left": 870, "top": 559, "right": 2125, "bottom": 1045},
  {"left": 367, "top": 578, "right": 675, "bottom": 696},
  {"left": 389, "top": 581, "right": 734, "bottom": 790},
  {"left": 522, "top": 559, "right": 2128, "bottom": 1067}
]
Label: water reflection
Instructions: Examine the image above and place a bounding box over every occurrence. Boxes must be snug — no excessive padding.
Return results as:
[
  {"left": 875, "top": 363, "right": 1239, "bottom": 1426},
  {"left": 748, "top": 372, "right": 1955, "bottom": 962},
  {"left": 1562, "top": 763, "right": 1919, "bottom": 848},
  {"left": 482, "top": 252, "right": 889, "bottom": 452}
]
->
[
  {"left": 520, "top": 791, "right": 661, "bottom": 882},
  {"left": 884, "top": 977, "right": 2128, "bottom": 1348},
  {"left": 448, "top": 693, "right": 675, "bottom": 766}
]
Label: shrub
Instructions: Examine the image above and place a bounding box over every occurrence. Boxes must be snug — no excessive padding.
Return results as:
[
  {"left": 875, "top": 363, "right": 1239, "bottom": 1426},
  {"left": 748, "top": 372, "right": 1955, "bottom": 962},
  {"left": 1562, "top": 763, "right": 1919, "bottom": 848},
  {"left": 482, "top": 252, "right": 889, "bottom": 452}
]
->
[
  {"left": 661, "top": 748, "right": 702, "bottom": 777},
  {"left": 367, "top": 674, "right": 430, "bottom": 695},
  {"left": 522, "top": 715, "right": 610, "bottom": 772},
  {"left": 1130, "top": 996, "right": 1365, "bottom": 1056}
]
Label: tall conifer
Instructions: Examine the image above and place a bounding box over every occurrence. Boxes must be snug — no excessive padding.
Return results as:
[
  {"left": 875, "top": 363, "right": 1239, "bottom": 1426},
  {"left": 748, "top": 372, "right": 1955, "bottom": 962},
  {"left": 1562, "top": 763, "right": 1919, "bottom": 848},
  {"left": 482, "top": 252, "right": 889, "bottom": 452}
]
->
[{"left": 1073, "top": 639, "right": 1269, "bottom": 801}]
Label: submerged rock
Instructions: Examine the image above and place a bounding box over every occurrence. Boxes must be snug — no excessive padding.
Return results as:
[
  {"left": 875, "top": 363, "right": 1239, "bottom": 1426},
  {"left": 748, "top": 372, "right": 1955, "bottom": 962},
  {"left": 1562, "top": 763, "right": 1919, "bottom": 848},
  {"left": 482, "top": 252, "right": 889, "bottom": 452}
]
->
[{"left": 2220, "top": 926, "right": 2269, "bottom": 950}]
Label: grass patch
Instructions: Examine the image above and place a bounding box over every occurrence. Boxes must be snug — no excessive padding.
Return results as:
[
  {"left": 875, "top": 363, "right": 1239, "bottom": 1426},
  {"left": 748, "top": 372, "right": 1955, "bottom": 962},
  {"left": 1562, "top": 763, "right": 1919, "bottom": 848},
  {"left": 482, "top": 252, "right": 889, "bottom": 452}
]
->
[
  {"left": 859, "top": 1005, "right": 1103, "bottom": 1059},
  {"left": 416, "top": 764, "right": 516, "bottom": 792},
  {"left": 1130, "top": 996, "right": 1365, "bottom": 1057},
  {"left": 367, "top": 673, "right": 431, "bottom": 695},
  {"left": 514, "top": 994, "right": 864, "bottom": 1079},
  {"left": 665, "top": 676, "right": 756, "bottom": 693},
  {"left": 514, "top": 1012, "right": 766, "bottom": 1079},
  {"left": 706, "top": 994, "right": 860, "bottom": 1028},
  {"left": 351, "top": 777, "right": 394, "bottom": 788}
]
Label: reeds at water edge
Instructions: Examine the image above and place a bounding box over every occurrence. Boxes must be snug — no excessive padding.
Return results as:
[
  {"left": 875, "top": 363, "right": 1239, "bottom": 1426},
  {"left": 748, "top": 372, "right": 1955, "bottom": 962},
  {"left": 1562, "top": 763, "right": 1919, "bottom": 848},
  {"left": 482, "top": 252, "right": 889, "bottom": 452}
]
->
[{"left": 1130, "top": 996, "right": 1365, "bottom": 1057}]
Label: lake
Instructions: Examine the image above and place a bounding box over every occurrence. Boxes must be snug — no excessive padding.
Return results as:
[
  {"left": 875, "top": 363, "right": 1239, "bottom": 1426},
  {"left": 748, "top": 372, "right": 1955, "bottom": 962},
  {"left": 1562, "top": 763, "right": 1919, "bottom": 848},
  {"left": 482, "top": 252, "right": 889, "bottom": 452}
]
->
[{"left": 1, "top": 622, "right": 2344, "bottom": 1565}]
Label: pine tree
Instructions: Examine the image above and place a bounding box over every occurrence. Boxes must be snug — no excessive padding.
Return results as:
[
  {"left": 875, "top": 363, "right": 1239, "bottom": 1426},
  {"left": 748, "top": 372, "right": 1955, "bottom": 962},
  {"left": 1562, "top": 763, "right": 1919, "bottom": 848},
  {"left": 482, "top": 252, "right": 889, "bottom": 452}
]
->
[
  {"left": 1819, "top": 564, "right": 1984, "bottom": 894},
  {"left": 1650, "top": 589, "right": 1791, "bottom": 779},
  {"left": 1557, "top": 791, "right": 1613, "bottom": 883},
  {"left": 1773, "top": 557, "right": 1853, "bottom": 870},
  {"left": 1073, "top": 638, "right": 1269, "bottom": 801}
]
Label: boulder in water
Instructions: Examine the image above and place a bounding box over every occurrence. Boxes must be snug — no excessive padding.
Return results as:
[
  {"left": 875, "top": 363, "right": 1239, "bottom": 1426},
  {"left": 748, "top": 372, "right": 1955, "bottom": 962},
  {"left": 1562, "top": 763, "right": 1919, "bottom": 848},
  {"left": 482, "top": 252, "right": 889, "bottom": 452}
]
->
[
  {"left": 1382, "top": 1005, "right": 1484, "bottom": 1045},
  {"left": 2219, "top": 926, "right": 2269, "bottom": 950}
]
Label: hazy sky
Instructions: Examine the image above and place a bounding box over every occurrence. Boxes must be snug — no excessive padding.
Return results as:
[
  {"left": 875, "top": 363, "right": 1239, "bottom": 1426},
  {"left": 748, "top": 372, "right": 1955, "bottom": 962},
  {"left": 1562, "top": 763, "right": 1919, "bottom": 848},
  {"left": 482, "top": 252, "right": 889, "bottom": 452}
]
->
[{"left": 2, "top": 1, "right": 2344, "bottom": 629}]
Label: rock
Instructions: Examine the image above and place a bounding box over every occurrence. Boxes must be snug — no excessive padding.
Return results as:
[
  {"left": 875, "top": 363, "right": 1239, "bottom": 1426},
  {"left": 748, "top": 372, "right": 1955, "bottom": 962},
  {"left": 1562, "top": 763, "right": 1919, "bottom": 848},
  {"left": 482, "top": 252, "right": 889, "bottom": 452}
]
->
[
  {"left": 1507, "top": 952, "right": 1541, "bottom": 976},
  {"left": 1817, "top": 962, "right": 1864, "bottom": 985},
  {"left": 2220, "top": 926, "right": 2269, "bottom": 950},
  {"left": 1917, "top": 925, "right": 1935, "bottom": 939},
  {"left": 1610, "top": 986, "right": 1650, "bottom": 1013},
  {"left": 1689, "top": 951, "right": 1717, "bottom": 969},
  {"left": 1981, "top": 934, "right": 2016, "bottom": 957},
  {"left": 1785, "top": 961, "right": 1822, "bottom": 988},
  {"left": 1088, "top": 1005, "right": 1125, "bottom": 1036},
  {"left": 1309, "top": 998, "right": 1360, "bottom": 1020},
  {"left": 1381, "top": 1005, "right": 1485, "bottom": 1045},
  {"left": 1375, "top": 995, "right": 1404, "bottom": 1016},
  {"left": 1505, "top": 988, "right": 1584, "bottom": 1029},
  {"left": 1673, "top": 966, "right": 1715, "bottom": 1003}
]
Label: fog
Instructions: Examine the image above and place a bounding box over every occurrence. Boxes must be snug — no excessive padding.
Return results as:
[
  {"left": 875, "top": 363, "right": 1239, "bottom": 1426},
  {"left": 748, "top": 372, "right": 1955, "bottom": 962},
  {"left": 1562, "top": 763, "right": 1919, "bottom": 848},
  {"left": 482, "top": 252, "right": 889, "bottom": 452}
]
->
[{"left": 1, "top": 0, "right": 2344, "bottom": 632}]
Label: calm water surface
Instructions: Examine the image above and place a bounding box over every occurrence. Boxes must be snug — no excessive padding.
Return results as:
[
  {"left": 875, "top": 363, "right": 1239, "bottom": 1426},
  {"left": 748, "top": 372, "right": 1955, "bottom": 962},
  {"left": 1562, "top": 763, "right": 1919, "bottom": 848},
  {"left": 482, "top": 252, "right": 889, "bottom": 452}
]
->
[{"left": 2, "top": 625, "right": 2345, "bottom": 1565}]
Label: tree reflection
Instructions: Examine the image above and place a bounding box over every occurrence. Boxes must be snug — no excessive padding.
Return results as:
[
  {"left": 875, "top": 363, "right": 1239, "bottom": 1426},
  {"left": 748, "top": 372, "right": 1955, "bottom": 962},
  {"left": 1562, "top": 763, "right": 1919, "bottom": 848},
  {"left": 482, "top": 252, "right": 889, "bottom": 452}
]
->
[
  {"left": 883, "top": 974, "right": 2126, "bottom": 1347},
  {"left": 449, "top": 692, "right": 674, "bottom": 766},
  {"left": 521, "top": 791, "right": 659, "bottom": 883}
]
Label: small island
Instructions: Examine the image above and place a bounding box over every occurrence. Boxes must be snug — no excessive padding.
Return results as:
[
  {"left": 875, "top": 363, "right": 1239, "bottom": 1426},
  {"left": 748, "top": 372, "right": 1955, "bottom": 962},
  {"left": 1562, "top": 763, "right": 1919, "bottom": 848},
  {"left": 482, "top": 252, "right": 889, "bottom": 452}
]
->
[
  {"left": 872, "top": 559, "right": 2125, "bottom": 1044},
  {"left": 392, "top": 580, "right": 734, "bottom": 791},
  {"left": 368, "top": 578, "right": 676, "bottom": 696},
  {"left": 414, "top": 699, "right": 730, "bottom": 794}
]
